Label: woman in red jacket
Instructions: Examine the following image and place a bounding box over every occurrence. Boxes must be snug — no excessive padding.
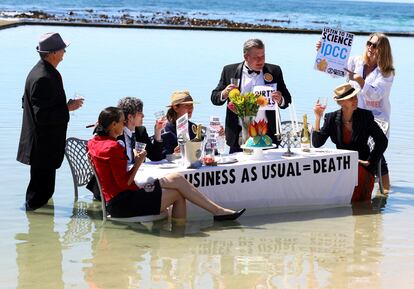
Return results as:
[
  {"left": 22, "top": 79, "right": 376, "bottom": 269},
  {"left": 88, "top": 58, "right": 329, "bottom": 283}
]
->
[{"left": 88, "top": 107, "right": 245, "bottom": 221}]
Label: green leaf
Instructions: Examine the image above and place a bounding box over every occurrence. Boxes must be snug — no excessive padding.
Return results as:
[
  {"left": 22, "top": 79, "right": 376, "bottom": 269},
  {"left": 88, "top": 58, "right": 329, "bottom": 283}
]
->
[
  {"left": 253, "top": 136, "right": 261, "bottom": 144},
  {"left": 263, "top": 135, "right": 272, "bottom": 145}
]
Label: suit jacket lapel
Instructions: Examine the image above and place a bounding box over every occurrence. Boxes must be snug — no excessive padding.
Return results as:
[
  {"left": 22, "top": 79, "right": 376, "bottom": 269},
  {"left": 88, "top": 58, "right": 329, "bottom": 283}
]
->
[
  {"left": 334, "top": 110, "right": 343, "bottom": 146},
  {"left": 352, "top": 109, "right": 361, "bottom": 143},
  {"left": 236, "top": 62, "right": 244, "bottom": 90}
]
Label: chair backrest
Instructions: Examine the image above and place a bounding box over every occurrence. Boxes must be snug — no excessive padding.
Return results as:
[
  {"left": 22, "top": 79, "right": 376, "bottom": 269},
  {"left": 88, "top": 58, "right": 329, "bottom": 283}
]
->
[
  {"left": 65, "top": 137, "right": 94, "bottom": 199},
  {"left": 87, "top": 153, "right": 107, "bottom": 221},
  {"left": 279, "top": 121, "right": 304, "bottom": 148}
]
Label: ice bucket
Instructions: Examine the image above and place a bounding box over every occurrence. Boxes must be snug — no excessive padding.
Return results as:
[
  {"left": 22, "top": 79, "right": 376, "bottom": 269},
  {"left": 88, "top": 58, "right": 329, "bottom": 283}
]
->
[{"left": 184, "top": 141, "right": 202, "bottom": 168}]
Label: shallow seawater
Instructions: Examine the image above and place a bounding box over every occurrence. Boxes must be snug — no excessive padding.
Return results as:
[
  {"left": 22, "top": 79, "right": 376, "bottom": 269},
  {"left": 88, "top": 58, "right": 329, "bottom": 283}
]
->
[{"left": 1, "top": 25, "right": 414, "bottom": 288}]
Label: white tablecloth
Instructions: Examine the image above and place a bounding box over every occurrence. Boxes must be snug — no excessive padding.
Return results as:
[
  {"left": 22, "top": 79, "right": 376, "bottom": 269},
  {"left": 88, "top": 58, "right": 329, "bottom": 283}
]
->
[{"left": 135, "top": 148, "right": 358, "bottom": 218}]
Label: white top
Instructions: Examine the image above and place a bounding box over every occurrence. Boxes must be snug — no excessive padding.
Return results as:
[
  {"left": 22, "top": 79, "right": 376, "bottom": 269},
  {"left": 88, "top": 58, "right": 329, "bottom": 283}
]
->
[
  {"left": 347, "top": 56, "right": 394, "bottom": 135},
  {"left": 118, "top": 127, "right": 134, "bottom": 165}
]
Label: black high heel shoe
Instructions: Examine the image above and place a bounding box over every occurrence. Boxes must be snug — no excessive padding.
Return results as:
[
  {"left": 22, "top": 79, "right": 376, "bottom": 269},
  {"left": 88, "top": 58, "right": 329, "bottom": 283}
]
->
[{"left": 214, "top": 208, "right": 246, "bottom": 221}]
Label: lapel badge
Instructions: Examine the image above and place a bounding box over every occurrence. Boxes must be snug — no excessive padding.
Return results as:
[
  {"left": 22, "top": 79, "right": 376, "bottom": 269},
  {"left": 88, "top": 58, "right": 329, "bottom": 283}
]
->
[{"left": 264, "top": 73, "right": 273, "bottom": 83}]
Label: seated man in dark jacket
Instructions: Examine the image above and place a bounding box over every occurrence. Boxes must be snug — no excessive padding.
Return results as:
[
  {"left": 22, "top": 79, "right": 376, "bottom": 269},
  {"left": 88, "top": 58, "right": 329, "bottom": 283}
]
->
[{"left": 117, "top": 96, "right": 165, "bottom": 164}]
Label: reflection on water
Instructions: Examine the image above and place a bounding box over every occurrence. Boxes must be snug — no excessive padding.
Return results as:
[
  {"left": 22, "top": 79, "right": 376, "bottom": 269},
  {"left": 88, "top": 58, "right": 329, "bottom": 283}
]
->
[
  {"left": 15, "top": 206, "right": 64, "bottom": 289},
  {"left": 2, "top": 26, "right": 414, "bottom": 288},
  {"left": 12, "top": 198, "right": 392, "bottom": 289}
]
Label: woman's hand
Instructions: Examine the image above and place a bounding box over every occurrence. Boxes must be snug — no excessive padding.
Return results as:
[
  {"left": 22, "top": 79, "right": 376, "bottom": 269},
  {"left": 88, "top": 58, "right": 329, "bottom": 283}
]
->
[
  {"left": 133, "top": 149, "right": 147, "bottom": 165},
  {"left": 344, "top": 68, "right": 365, "bottom": 88},
  {"left": 154, "top": 117, "right": 166, "bottom": 141},
  {"left": 313, "top": 99, "right": 326, "bottom": 118},
  {"left": 313, "top": 100, "right": 325, "bottom": 132},
  {"left": 358, "top": 160, "right": 370, "bottom": 167},
  {"left": 316, "top": 40, "right": 322, "bottom": 51}
]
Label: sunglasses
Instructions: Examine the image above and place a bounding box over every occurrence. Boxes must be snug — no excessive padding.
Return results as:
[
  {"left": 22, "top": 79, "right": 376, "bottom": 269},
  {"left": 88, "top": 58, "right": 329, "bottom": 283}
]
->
[{"left": 366, "top": 41, "right": 378, "bottom": 49}]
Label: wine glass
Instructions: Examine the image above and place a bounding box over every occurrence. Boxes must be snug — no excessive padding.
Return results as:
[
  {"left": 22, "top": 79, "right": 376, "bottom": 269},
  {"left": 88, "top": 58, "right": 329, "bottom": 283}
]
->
[
  {"left": 135, "top": 142, "right": 147, "bottom": 152},
  {"left": 154, "top": 110, "right": 167, "bottom": 135},
  {"left": 210, "top": 116, "right": 226, "bottom": 161},
  {"left": 71, "top": 92, "right": 84, "bottom": 116},
  {"left": 318, "top": 97, "right": 328, "bottom": 109},
  {"left": 230, "top": 78, "right": 240, "bottom": 87}
]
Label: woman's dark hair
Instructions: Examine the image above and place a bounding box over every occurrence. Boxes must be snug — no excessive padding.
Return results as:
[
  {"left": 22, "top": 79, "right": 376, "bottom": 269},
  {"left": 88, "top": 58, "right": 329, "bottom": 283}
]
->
[
  {"left": 94, "top": 106, "right": 123, "bottom": 136},
  {"left": 166, "top": 106, "right": 179, "bottom": 124}
]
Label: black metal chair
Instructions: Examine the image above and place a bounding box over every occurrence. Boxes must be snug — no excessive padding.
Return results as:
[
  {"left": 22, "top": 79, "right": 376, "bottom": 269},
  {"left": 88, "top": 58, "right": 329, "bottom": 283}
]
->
[
  {"left": 87, "top": 153, "right": 168, "bottom": 222},
  {"left": 65, "top": 137, "right": 94, "bottom": 199}
]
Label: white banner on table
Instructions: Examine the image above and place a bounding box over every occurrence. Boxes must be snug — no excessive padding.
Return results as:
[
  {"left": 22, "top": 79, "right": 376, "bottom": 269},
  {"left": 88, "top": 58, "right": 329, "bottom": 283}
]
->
[
  {"left": 176, "top": 113, "right": 189, "bottom": 141},
  {"left": 253, "top": 84, "right": 277, "bottom": 110},
  {"left": 314, "top": 27, "right": 354, "bottom": 78},
  {"left": 136, "top": 149, "right": 358, "bottom": 218}
]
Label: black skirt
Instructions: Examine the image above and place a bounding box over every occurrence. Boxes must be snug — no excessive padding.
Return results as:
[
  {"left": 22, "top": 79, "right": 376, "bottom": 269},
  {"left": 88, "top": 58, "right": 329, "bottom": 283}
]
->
[{"left": 107, "top": 179, "right": 162, "bottom": 218}]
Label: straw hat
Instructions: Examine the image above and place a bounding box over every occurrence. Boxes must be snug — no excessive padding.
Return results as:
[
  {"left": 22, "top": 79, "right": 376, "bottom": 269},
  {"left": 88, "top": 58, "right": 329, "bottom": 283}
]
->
[
  {"left": 36, "top": 32, "right": 70, "bottom": 53},
  {"left": 333, "top": 83, "right": 360, "bottom": 101},
  {"left": 167, "top": 90, "right": 198, "bottom": 107}
]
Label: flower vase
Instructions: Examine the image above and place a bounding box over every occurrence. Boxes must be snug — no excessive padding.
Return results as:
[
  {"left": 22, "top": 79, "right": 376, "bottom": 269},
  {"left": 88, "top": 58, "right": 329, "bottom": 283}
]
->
[{"left": 240, "top": 116, "right": 255, "bottom": 146}]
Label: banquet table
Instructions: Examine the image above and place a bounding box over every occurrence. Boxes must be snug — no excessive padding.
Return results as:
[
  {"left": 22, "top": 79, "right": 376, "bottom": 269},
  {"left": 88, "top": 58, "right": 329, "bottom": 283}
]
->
[{"left": 135, "top": 148, "right": 358, "bottom": 219}]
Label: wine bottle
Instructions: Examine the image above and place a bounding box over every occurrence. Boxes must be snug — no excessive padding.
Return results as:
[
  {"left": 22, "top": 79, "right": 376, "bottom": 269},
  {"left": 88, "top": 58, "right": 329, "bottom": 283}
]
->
[
  {"left": 301, "top": 113, "right": 311, "bottom": 152},
  {"left": 191, "top": 124, "right": 203, "bottom": 142}
]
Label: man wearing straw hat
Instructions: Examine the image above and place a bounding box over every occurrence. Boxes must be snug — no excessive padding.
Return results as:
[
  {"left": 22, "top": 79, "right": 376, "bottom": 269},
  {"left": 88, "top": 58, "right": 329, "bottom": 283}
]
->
[
  {"left": 211, "top": 38, "right": 292, "bottom": 153},
  {"left": 17, "top": 32, "right": 84, "bottom": 210}
]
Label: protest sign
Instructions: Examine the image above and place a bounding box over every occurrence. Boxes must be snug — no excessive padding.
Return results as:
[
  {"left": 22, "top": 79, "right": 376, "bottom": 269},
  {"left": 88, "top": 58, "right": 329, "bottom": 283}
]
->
[
  {"left": 176, "top": 113, "right": 189, "bottom": 141},
  {"left": 314, "top": 27, "right": 354, "bottom": 77},
  {"left": 253, "top": 84, "right": 277, "bottom": 110}
]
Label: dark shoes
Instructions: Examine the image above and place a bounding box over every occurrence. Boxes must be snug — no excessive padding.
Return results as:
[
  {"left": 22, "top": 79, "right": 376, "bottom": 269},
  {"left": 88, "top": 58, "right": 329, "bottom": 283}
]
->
[{"left": 214, "top": 208, "right": 246, "bottom": 221}]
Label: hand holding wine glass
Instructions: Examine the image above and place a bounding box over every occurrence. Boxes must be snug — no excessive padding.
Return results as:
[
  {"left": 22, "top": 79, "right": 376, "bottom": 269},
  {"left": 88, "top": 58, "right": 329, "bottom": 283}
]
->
[
  {"left": 68, "top": 92, "right": 84, "bottom": 114},
  {"left": 133, "top": 143, "right": 147, "bottom": 165},
  {"left": 154, "top": 110, "right": 167, "bottom": 136},
  {"left": 314, "top": 97, "right": 327, "bottom": 118}
]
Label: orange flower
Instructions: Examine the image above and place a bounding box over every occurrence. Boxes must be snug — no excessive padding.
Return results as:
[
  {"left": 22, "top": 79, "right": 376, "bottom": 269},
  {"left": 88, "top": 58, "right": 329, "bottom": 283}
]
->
[
  {"left": 256, "top": 95, "right": 268, "bottom": 107},
  {"left": 257, "top": 119, "right": 268, "bottom": 135},
  {"left": 248, "top": 122, "right": 257, "bottom": 137}
]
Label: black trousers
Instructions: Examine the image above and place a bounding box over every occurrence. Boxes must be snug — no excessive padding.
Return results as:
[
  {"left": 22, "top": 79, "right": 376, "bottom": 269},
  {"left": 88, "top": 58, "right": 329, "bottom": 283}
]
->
[{"left": 25, "top": 166, "right": 56, "bottom": 210}]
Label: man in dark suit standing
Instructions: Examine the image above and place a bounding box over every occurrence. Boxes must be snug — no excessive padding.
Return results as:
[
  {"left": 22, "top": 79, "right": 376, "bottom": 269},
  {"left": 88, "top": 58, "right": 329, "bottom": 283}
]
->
[
  {"left": 211, "top": 38, "right": 292, "bottom": 153},
  {"left": 17, "top": 32, "right": 83, "bottom": 210}
]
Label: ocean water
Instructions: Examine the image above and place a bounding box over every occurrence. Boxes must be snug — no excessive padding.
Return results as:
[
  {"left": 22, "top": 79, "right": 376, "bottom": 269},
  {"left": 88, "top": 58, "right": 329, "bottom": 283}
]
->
[
  {"left": 1, "top": 0, "right": 414, "bottom": 33},
  {"left": 0, "top": 23, "right": 414, "bottom": 288}
]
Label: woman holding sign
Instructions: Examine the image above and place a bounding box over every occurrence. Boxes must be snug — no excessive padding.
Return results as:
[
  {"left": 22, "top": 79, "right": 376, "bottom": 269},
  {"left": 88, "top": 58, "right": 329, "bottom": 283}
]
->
[
  {"left": 316, "top": 32, "right": 394, "bottom": 195},
  {"left": 345, "top": 33, "right": 395, "bottom": 194},
  {"left": 163, "top": 90, "right": 225, "bottom": 155},
  {"left": 312, "top": 83, "right": 388, "bottom": 203},
  {"left": 162, "top": 90, "right": 198, "bottom": 155}
]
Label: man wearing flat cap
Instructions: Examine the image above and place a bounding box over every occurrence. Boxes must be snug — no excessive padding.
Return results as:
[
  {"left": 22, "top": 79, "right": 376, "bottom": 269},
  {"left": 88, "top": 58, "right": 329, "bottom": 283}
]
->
[
  {"left": 17, "top": 32, "right": 84, "bottom": 210},
  {"left": 211, "top": 38, "right": 292, "bottom": 153}
]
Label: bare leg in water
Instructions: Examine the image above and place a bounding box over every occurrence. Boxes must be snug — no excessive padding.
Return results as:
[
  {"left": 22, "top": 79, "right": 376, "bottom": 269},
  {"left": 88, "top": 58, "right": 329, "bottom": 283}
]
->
[{"left": 159, "top": 173, "right": 235, "bottom": 220}]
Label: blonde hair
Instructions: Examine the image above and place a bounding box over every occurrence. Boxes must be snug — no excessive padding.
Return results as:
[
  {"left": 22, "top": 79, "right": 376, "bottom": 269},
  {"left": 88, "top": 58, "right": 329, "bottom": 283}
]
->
[{"left": 363, "top": 33, "right": 395, "bottom": 77}]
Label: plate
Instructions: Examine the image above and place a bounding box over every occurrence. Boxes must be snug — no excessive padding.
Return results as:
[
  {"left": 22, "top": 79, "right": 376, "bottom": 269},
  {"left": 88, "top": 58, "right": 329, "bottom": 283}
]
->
[
  {"left": 240, "top": 144, "right": 277, "bottom": 150},
  {"left": 158, "top": 164, "right": 178, "bottom": 169},
  {"left": 217, "top": 157, "right": 238, "bottom": 165}
]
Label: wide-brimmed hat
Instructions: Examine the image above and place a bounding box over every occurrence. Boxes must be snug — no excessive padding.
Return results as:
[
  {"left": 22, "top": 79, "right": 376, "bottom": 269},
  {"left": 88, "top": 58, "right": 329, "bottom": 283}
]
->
[
  {"left": 36, "top": 32, "right": 70, "bottom": 53},
  {"left": 333, "top": 83, "right": 360, "bottom": 101},
  {"left": 167, "top": 91, "right": 198, "bottom": 107}
]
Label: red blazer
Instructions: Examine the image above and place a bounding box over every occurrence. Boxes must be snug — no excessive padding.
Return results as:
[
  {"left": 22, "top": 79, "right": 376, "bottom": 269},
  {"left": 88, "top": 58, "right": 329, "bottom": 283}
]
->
[{"left": 88, "top": 136, "right": 138, "bottom": 202}]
